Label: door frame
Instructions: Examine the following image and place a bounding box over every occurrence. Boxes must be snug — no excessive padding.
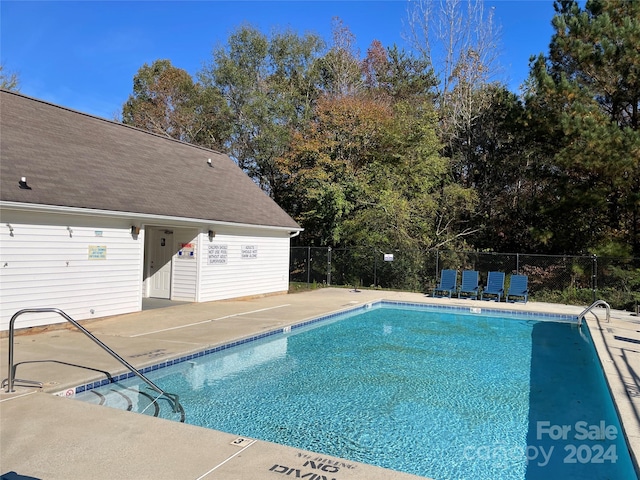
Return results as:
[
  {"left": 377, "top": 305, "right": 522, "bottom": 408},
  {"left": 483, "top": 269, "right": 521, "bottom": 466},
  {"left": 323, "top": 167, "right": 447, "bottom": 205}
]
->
[{"left": 144, "top": 226, "right": 175, "bottom": 299}]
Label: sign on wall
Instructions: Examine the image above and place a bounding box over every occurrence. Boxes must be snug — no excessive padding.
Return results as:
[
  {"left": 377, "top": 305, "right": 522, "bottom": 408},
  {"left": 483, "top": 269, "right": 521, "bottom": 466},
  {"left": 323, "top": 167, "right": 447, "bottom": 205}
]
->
[
  {"left": 88, "top": 245, "right": 107, "bottom": 260},
  {"left": 178, "top": 242, "right": 195, "bottom": 259},
  {"left": 241, "top": 245, "right": 258, "bottom": 259},
  {"left": 208, "top": 244, "right": 228, "bottom": 265}
]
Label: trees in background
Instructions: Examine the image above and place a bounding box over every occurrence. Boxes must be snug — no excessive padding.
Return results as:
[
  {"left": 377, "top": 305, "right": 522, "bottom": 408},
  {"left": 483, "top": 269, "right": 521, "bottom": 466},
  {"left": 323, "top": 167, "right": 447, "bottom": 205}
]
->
[
  {"left": 276, "top": 90, "right": 476, "bottom": 250},
  {"left": 404, "top": 0, "right": 509, "bottom": 253},
  {"left": 405, "top": 0, "right": 501, "bottom": 180},
  {"left": 524, "top": 0, "right": 640, "bottom": 256},
  {"left": 405, "top": 0, "right": 500, "bottom": 104},
  {"left": 318, "top": 17, "right": 363, "bottom": 98},
  {"left": 0, "top": 64, "right": 20, "bottom": 91},
  {"left": 122, "top": 59, "right": 231, "bottom": 150},
  {"left": 272, "top": 21, "right": 477, "bottom": 250},
  {"left": 199, "top": 26, "right": 325, "bottom": 196},
  {"left": 456, "top": 85, "right": 532, "bottom": 252},
  {"left": 121, "top": 0, "right": 639, "bottom": 260}
]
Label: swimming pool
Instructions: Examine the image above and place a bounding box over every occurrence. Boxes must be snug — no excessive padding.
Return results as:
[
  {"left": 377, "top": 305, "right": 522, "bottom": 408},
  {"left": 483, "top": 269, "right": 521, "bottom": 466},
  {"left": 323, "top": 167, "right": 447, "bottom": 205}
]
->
[{"left": 73, "top": 303, "right": 637, "bottom": 479}]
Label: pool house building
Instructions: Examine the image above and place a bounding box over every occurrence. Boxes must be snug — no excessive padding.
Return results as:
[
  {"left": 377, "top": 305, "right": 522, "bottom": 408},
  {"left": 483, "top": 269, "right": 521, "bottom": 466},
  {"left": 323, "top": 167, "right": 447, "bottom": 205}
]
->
[{"left": 0, "top": 90, "right": 302, "bottom": 332}]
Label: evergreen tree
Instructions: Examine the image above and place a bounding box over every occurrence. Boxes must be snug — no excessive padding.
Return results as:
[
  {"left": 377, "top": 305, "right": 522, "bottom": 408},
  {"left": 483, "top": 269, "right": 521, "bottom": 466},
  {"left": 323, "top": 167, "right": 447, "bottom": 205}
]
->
[{"left": 525, "top": 0, "right": 640, "bottom": 256}]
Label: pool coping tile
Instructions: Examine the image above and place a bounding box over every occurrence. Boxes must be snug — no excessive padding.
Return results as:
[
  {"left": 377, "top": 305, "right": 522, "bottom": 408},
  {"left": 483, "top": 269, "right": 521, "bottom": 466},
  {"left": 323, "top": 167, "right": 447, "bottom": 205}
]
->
[{"left": 68, "top": 300, "right": 578, "bottom": 396}]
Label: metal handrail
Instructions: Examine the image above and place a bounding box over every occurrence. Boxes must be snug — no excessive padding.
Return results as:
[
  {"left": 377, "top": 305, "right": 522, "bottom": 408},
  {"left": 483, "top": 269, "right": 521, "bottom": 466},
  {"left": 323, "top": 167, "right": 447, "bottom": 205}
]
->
[
  {"left": 577, "top": 300, "right": 611, "bottom": 326},
  {"left": 4, "top": 308, "right": 182, "bottom": 414}
]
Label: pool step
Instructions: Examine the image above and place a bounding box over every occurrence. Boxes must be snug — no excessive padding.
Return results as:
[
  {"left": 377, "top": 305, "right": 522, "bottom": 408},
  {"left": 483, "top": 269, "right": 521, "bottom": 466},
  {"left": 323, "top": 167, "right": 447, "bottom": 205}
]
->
[{"left": 74, "top": 384, "right": 184, "bottom": 422}]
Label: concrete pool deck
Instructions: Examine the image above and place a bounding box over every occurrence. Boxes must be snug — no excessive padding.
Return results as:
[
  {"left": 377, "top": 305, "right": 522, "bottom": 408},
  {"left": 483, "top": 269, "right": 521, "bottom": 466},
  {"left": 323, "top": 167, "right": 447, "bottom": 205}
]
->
[{"left": 1, "top": 288, "right": 639, "bottom": 479}]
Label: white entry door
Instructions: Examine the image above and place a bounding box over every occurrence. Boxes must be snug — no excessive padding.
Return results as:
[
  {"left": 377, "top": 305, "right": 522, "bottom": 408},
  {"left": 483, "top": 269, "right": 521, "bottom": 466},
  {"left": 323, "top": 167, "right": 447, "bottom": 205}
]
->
[{"left": 148, "top": 229, "right": 173, "bottom": 299}]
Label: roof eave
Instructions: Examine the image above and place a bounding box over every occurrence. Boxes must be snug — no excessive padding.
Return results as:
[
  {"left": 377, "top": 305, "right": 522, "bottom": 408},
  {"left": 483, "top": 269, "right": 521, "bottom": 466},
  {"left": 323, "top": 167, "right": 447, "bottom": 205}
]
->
[{"left": 0, "top": 201, "right": 304, "bottom": 233}]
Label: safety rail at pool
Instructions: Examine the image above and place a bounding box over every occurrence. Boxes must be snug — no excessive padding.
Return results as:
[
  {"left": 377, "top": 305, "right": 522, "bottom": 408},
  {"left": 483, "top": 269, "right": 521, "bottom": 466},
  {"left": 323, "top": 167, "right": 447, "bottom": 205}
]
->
[
  {"left": 2, "top": 307, "right": 183, "bottom": 416},
  {"left": 577, "top": 300, "right": 611, "bottom": 327}
]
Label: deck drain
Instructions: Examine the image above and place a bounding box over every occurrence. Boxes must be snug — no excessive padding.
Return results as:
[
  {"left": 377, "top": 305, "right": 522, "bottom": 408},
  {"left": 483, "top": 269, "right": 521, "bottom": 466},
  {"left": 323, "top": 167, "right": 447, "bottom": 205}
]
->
[{"left": 231, "top": 437, "right": 252, "bottom": 447}]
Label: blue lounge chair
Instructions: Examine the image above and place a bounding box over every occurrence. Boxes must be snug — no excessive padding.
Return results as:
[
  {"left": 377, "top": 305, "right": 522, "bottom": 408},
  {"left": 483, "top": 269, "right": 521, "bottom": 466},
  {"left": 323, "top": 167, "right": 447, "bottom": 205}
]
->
[
  {"left": 481, "top": 271, "right": 505, "bottom": 302},
  {"left": 458, "top": 270, "right": 479, "bottom": 299},
  {"left": 507, "top": 274, "right": 529, "bottom": 303},
  {"left": 433, "top": 269, "right": 457, "bottom": 298}
]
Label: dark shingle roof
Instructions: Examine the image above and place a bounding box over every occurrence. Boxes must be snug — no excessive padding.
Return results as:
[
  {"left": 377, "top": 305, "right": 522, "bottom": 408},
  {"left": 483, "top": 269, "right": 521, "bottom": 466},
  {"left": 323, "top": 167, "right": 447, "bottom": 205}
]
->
[{"left": 0, "top": 90, "right": 300, "bottom": 230}]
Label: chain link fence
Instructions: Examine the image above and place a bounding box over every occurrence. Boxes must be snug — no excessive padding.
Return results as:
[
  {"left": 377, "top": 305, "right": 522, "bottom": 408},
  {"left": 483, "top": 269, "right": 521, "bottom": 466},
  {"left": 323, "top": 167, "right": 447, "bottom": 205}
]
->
[{"left": 290, "top": 247, "right": 640, "bottom": 312}]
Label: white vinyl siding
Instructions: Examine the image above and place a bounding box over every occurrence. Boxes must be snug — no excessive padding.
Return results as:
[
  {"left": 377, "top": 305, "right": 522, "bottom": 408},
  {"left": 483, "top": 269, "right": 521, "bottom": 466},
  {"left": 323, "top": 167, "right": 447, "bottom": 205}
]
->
[
  {"left": 0, "top": 210, "right": 143, "bottom": 330},
  {"left": 0, "top": 207, "right": 295, "bottom": 331},
  {"left": 198, "top": 228, "right": 290, "bottom": 302},
  {"left": 171, "top": 229, "right": 198, "bottom": 302}
]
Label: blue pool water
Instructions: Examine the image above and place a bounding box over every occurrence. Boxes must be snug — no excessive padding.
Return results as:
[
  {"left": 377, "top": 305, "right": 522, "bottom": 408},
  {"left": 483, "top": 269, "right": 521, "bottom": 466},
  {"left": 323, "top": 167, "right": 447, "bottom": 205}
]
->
[{"left": 75, "top": 305, "right": 637, "bottom": 479}]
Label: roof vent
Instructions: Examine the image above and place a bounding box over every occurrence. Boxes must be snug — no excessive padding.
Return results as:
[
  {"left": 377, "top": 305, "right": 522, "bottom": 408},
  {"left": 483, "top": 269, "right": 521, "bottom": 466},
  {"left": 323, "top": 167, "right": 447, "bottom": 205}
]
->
[{"left": 18, "top": 177, "right": 31, "bottom": 190}]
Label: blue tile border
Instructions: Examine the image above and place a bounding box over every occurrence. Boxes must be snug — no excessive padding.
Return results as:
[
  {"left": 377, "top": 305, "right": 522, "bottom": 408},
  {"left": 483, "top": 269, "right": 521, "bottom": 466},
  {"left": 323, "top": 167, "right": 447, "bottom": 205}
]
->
[
  {"left": 378, "top": 300, "right": 577, "bottom": 323},
  {"left": 73, "top": 300, "right": 577, "bottom": 394}
]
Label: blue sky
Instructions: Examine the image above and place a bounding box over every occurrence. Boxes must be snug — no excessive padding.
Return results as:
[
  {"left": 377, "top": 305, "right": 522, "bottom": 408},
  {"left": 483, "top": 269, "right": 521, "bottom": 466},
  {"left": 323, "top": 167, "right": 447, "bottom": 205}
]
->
[{"left": 1, "top": 1, "right": 557, "bottom": 120}]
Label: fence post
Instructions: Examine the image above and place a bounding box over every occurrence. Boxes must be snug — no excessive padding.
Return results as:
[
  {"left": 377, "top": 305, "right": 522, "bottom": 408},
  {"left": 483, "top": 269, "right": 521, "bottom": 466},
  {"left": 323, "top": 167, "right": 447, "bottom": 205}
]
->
[
  {"left": 516, "top": 253, "right": 520, "bottom": 274},
  {"left": 435, "top": 250, "right": 439, "bottom": 278},
  {"left": 374, "top": 249, "right": 377, "bottom": 288},
  {"left": 591, "top": 254, "right": 598, "bottom": 302},
  {"left": 307, "top": 247, "right": 311, "bottom": 285},
  {"left": 327, "top": 247, "right": 332, "bottom": 286}
]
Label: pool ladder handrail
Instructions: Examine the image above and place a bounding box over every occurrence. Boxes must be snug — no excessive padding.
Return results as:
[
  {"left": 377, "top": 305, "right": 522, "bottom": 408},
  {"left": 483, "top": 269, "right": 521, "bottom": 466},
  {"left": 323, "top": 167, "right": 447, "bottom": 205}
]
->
[
  {"left": 3, "top": 308, "right": 182, "bottom": 414},
  {"left": 577, "top": 300, "right": 611, "bottom": 326}
]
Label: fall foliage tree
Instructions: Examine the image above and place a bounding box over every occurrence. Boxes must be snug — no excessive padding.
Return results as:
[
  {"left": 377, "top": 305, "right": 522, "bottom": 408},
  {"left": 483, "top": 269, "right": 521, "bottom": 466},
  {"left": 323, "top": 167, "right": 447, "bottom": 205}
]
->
[
  {"left": 122, "top": 59, "right": 231, "bottom": 150},
  {"left": 277, "top": 92, "right": 476, "bottom": 250},
  {"left": 121, "top": 8, "right": 639, "bottom": 269}
]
